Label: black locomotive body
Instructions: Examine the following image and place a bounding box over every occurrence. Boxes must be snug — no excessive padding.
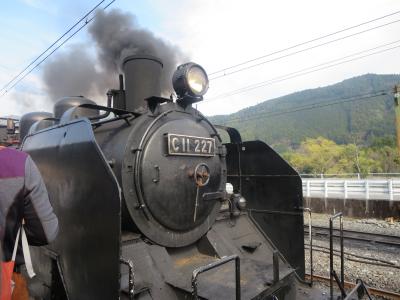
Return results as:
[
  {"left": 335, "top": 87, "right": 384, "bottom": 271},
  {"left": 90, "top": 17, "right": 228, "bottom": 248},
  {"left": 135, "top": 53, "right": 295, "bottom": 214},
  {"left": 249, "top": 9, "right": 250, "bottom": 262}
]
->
[{"left": 21, "top": 55, "right": 306, "bottom": 299}]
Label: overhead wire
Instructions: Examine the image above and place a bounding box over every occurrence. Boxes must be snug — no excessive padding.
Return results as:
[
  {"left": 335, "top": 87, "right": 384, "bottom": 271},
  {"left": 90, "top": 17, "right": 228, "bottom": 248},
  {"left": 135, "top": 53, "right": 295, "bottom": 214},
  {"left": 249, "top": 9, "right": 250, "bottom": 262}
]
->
[
  {"left": 0, "top": 0, "right": 107, "bottom": 94},
  {"left": 253, "top": 90, "right": 388, "bottom": 119},
  {"left": 216, "top": 91, "right": 389, "bottom": 125},
  {"left": 2, "top": 4, "right": 398, "bottom": 110},
  {"left": 210, "top": 18, "right": 400, "bottom": 80},
  {"left": 208, "top": 40, "right": 400, "bottom": 100},
  {"left": 209, "top": 9, "right": 400, "bottom": 78},
  {"left": 202, "top": 41, "right": 400, "bottom": 103},
  {"left": 0, "top": 0, "right": 116, "bottom": 97}
]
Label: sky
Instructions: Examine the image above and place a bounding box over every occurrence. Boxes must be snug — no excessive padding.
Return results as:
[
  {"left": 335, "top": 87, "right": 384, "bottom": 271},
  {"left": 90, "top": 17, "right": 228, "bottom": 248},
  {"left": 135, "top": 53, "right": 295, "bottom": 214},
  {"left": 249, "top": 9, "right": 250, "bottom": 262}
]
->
[{"left": 1, "top": 0, "right": 400, "bottom": 117}]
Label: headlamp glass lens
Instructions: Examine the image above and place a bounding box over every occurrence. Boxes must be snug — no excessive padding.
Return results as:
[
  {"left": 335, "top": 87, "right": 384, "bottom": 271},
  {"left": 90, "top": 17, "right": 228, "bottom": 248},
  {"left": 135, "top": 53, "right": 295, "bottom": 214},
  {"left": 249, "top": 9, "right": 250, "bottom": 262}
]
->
[{"left": 187, "top": 66, "right": 208, "bottom": 95}]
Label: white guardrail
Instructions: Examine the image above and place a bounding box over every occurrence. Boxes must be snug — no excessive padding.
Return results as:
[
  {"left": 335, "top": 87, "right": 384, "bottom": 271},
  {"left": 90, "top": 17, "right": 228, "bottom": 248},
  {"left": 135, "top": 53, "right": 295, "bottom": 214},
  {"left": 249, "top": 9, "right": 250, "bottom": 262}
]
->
[{"left": 302, "top": 179, "right": 400, "bottom": 201}]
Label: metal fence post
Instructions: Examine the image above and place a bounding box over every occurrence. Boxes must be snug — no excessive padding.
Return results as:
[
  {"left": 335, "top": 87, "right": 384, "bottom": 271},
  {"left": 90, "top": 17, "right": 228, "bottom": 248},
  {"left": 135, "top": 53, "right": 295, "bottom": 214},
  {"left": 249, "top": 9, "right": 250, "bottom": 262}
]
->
[
  {"left": 329, "top": 217, "right": 334, "bottom": 299},
  {"left": 324, "top": 181, "right": 328, "bottom": 198},
  {"left": 394, "top": 84, "right": 400, "bottom": 156},
  {"left": 389, "top": 179, "right": 394, "bottom": 201},
  {"left": 365, "top": 180, "right": 369, "bottom": 213}
]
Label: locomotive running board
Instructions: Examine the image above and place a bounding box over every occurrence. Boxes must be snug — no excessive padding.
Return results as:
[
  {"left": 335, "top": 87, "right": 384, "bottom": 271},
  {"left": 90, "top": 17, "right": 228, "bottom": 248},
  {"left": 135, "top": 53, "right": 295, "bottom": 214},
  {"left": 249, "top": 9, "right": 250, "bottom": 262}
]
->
[
  {"left": 118, "top": 214, "right": 297, "bottom": 299},
  {"left": 166, "top": 215, "right": 296, "bottom": 299}
]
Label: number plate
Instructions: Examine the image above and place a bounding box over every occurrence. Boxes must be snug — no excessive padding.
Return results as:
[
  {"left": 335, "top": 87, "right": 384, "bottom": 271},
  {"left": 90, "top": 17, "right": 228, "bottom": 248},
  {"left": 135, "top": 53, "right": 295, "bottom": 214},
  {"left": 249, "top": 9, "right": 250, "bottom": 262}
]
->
[{"left": 167, "top": 134, "right": 215, "bottom": 157}]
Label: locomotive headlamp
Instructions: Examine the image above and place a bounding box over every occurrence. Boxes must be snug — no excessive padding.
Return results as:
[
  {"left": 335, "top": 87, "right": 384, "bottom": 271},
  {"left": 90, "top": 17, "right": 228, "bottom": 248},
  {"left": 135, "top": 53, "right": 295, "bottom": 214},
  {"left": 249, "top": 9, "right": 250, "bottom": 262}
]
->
[{"left": 172, "top": 63, "right": 209, "bottom": 103}]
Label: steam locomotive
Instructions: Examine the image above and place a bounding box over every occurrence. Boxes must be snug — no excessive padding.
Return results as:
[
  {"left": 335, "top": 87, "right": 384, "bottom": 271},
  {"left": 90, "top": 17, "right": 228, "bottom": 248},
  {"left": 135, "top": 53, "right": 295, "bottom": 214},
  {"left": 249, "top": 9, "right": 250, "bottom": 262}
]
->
[{"left": 21, "top": 55, "right": 307, "bottom": 299}]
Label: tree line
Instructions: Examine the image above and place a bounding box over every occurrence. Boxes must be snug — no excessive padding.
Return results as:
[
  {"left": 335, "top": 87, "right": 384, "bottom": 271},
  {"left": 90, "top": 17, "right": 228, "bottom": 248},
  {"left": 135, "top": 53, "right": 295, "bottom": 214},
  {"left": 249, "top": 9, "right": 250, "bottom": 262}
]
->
[{"left": 282, "top": 136, "right": 400, "bottom": 175}]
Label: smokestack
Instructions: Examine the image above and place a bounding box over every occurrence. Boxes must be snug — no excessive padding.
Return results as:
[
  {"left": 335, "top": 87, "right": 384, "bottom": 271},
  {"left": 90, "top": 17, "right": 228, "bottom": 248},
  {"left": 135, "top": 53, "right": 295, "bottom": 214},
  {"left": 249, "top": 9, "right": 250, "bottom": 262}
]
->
[
  {"left": 122, "top": 55, "right": 163, "bottom": 112},
  {"left": 42, "top": 9, "right": 186, "bottom": 106}
]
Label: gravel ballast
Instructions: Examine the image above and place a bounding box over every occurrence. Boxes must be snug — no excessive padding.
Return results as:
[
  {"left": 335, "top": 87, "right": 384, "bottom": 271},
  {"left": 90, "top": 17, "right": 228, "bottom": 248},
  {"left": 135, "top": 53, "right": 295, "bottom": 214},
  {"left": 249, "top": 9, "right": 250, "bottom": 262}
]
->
[{"left": 303, "top": 213, "right": 400, "bottom": 295}]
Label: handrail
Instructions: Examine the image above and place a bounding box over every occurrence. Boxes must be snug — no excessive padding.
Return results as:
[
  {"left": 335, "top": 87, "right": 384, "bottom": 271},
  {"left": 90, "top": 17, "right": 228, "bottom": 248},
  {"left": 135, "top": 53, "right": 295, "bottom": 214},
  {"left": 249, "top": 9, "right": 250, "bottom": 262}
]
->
[
  {"left": 303, "top": 207, "right": 313, "bottom": 286},
  {"left": 191, "top": 255, "right": 240, "bottom": 300},
  {"left": 344, "top": 279, "right": 372, "bottom": 300},
  {"left": 120, "top": 258, "right": 135, "bottom": 300},
  {"left": 329, "top": 212, "right": 344, "bottom": 299}
]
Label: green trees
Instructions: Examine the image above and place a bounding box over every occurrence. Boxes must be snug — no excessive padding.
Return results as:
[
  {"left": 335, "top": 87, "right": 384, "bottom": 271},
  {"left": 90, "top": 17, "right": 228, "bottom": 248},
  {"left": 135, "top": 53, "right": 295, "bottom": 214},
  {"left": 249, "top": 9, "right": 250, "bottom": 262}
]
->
[
  {"left": 210, "top": 73, "right": 400, "bottom": 175},
  {"left": 283, "top": 137, "right": 400, "bottom": 175}
]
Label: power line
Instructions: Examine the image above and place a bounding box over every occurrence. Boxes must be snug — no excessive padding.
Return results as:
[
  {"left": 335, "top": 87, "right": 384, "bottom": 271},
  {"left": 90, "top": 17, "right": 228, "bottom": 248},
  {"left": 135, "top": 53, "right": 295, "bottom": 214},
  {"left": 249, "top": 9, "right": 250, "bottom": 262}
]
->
[
  {"left": 217, "top": 91, "right": 388, "bottom": 124},
  {"left": 203, "top": 41, "right": 400, "bottom": 103},
  {"left": 0, "top": 0, "right": 105, "bottom": 92},
  {"left": 208, "top": 41, "right": 399, "bottom": 101},
  {"left": 206, "top": 40, "right": 400, "bottom": 101},
  {"left": 217, "top": 91, "right": 389, "bottom": 125},
  {"left": 255, "top": 90, "right": 387, "bottom": 119},
  {"left": 209, "top": 9, "right": 400, "bottom": 77},
  {"left": 210, "top": 18, "right": 400, "bottom": 80},
  {"left": 223, "top": 91, "right": 388, "bottom": 123},
  {"left": 0, "top": 0, "right": 115, "bottom": 97},
  {"left": 0, "top": 0, "right": 106, "bottom": 94}
]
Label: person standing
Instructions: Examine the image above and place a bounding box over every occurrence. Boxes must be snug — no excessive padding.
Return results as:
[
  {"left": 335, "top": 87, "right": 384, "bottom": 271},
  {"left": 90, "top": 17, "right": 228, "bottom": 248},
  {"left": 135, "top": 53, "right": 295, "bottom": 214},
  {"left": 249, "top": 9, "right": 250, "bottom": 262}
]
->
[{"left": 0, "top": 146, "right": 59, "bottom": 300}]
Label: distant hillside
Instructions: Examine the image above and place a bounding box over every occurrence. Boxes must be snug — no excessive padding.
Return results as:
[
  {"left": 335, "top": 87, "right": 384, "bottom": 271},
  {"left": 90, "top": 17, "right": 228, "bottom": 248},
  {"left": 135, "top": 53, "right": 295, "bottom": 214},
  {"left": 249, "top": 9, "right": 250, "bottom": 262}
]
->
[{"left": 210, "top": 74, "right": 400, "bottom": 152}]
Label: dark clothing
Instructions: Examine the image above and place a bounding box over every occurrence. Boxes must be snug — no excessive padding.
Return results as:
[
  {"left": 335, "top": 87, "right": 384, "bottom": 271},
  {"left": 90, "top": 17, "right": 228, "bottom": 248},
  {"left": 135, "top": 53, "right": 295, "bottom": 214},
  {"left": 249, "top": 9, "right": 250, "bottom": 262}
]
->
[{"left": 0, "top": 147, "right": 58, "bottom": 264}]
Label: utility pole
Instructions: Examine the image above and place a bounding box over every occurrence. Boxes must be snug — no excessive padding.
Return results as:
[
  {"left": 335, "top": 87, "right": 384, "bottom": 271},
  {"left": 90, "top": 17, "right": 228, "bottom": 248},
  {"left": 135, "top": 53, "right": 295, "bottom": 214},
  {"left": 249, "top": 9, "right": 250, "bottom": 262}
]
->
[{"left": 394, "top": 85, "right": 400, "bottom": 156}]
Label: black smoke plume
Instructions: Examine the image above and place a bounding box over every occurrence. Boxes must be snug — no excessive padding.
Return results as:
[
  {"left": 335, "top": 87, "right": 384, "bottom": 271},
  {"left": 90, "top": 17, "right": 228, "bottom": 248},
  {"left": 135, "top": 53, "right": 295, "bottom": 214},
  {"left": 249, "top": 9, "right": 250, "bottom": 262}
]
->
[{"left": 43, "top": 9, "right": 186, "bottom": 102}]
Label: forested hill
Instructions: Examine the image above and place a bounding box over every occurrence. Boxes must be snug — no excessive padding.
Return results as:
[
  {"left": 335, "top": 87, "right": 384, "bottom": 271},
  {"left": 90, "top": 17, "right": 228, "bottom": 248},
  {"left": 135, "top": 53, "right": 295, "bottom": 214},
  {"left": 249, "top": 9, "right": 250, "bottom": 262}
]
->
[{"left": 210, "top": 74, "right": 400, "bottom": 152}]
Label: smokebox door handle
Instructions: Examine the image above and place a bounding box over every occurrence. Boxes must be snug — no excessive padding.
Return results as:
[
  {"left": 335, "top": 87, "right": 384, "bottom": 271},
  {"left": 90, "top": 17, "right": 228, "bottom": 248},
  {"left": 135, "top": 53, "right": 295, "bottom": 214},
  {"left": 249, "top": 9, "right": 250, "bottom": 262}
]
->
[{"left": 153, "top": 165, "right": 160, "bottom": 183}]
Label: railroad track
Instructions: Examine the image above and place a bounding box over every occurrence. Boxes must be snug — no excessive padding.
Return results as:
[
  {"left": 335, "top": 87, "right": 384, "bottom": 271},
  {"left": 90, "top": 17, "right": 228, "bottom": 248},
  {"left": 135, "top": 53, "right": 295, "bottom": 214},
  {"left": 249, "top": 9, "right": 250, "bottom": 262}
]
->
[
  {"left": 304, "top": 225, "right": 400, "bottom": 247},
  {"left": 305, "top": 274, "right": 400, "bottom": 300}
]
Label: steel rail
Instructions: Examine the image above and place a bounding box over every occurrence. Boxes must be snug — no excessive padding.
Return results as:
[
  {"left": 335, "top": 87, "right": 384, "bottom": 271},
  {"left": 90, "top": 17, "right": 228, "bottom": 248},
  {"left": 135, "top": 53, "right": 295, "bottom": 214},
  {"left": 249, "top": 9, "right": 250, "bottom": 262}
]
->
[
  {"left": 306, "top": 244, "right": 398, "bottom": 265},
  {"left": 305, "top": 274, "right": 400, "bottom": 299},
  {"left": 304, "top": 245, "right": 400, "bottom": 269},
  {"left": 304, "top": 225, "right": 400, "bottom": 247}
]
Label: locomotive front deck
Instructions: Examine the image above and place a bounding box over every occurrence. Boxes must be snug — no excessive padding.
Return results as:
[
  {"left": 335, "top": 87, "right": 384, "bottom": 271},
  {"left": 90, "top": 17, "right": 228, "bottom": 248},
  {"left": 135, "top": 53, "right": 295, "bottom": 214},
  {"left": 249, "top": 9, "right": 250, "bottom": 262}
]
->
[{"left": 120, "top": 214, "right": 297, "bottom": 299}]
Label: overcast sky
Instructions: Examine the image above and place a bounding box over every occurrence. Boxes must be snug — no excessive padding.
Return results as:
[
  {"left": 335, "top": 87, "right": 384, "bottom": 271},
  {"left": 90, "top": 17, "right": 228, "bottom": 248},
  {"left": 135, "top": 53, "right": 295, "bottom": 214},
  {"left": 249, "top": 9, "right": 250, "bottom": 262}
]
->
[{"left": 1, "top": 0, "right": 400, "bottom": 117}]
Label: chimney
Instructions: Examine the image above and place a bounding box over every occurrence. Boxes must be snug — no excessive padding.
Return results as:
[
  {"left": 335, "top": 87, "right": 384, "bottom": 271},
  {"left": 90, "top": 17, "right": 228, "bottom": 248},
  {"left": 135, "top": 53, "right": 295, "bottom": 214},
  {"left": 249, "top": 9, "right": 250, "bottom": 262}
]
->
[{"left": 122, "top": 55, "right": 163, "bottom": 112}]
